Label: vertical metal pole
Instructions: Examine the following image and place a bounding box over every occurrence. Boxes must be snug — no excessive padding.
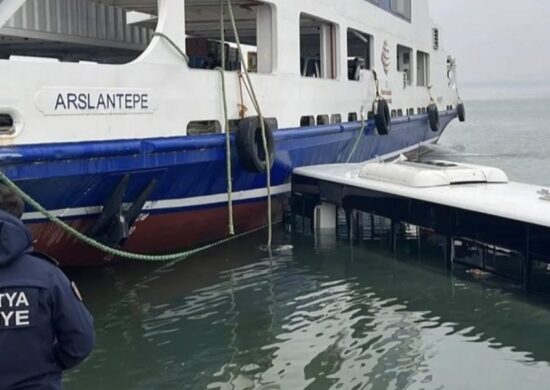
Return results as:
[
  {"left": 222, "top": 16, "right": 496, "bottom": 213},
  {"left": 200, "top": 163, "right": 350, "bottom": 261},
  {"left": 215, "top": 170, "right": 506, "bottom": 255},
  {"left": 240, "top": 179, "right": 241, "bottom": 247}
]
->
[
  {"left": 445, "top": 209, "right": 454, "bottom": 270},
  {"left": 481, "top": 247, "right": 487, "bottom": 271},
  {"left": 300, "top": 195, "right": 306, "bottom": 234},
  {"left": 523, "top": 224, "right": 531, "bottom": 291},
  {"left": 335, "top": 207, "right": 340, "bottom": 238},
  {"left": 445, "top": 234, "right": 453, "bottom": 270},
  {"left": 391, "top": 219, "right": 397, "bottom": 256},
  {"left": 355, "top": 211, "right": 363, "bottom": 241},
  {"left": 346, "top": 209, "right": 354, "bottom": 243},
  {"left": 417, "top": 225, "right": 422, "bottom": 261},
  {"left": 290, "top": 198, "right": 296, "bottom": 232},
  {"left": 370, "top": 213, "right": 375, "bottom": 240}
]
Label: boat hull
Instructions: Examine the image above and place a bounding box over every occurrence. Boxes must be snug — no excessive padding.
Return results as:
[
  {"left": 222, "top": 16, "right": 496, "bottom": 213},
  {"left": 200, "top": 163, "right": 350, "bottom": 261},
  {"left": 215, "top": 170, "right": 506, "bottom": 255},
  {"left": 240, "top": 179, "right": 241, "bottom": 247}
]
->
[{"left": 0, "top": 112, "right": 456, "bottom": 266}]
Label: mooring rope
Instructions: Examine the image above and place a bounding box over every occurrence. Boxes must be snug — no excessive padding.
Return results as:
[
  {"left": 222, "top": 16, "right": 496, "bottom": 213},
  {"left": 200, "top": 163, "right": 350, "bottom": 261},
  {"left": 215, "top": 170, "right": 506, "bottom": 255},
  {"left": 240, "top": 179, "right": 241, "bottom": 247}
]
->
[
  {"left": 216, "top": 0, "right": 235, "bottom": 236},
  {"left": 237, "top": 71, "right": 248, "bottom": 118},
  {"left": 0, "top": 170, "right": 266, "bottom": 262},
  {"left": 346, "top": 106, "right": 367, "bottom": 164},
  {"left": 151, "top": 32, "right": 189, "bottom": 64},
  {"left": 225, "top": 0, "right": 273, "bottom": 248}
]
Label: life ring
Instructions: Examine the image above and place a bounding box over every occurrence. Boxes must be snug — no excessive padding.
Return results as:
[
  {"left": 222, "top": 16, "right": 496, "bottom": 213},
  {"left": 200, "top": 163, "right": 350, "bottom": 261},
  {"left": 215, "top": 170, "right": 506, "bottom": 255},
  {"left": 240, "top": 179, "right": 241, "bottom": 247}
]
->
[
  {"left": 427, "top": 103, "right": 440, "bottom": 132},
  {"left": 457, "top": 101, "right": 466, "bottom": 122},
  {"left": 374, "top": 98, "right": 391, "bottom": 135},
  {"left": 236, "top": 116, "right": 275, "bottom": 173}
]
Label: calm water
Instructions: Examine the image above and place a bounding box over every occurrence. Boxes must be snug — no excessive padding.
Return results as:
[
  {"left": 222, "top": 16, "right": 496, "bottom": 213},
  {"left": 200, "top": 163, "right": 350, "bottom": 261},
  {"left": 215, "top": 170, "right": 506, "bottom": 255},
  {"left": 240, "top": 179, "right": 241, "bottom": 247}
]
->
[{"left": 65, "top": 90, "right": 550, "bottom": 389}]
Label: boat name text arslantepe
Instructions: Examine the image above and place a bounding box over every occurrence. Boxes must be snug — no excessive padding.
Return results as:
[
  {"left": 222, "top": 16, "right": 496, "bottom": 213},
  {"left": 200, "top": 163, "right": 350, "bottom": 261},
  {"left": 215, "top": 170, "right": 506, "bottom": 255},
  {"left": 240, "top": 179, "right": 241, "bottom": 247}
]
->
[{"left": 35, "top": 88, "right": 158, "bottom": 116}]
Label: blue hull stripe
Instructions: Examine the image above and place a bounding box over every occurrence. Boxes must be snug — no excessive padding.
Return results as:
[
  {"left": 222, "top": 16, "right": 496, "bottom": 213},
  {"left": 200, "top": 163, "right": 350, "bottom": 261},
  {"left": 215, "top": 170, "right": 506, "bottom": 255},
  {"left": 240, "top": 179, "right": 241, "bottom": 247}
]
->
[{"left": 0, "top": 112, "right": 456, "bottom": 218}]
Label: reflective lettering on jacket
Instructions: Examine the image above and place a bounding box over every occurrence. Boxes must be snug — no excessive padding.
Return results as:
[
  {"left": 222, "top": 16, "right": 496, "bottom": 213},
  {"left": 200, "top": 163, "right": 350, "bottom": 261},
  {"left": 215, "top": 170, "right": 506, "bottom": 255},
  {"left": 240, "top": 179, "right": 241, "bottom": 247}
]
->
[{"left": 0, "top": 289, "right": 37, "bottom": 329}]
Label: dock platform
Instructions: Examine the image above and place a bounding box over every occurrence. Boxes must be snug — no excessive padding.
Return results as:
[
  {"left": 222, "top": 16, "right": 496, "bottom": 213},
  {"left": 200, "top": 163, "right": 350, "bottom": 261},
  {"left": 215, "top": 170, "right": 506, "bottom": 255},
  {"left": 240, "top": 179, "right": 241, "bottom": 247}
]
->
[{"left": 292, "top": 158, "right": 550, "bottom": 291}]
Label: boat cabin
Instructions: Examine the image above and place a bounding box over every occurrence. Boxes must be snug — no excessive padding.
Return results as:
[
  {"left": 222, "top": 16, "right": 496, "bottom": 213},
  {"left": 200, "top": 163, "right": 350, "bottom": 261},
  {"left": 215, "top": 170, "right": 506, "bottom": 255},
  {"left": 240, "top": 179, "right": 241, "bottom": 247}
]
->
[{"left": 0, "top": 0, "right": 458, "bottom": 145}]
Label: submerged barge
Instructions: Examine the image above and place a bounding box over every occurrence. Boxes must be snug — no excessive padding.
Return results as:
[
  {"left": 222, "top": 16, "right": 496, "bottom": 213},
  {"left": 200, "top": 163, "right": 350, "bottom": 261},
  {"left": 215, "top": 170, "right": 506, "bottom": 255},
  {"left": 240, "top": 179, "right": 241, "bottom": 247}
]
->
[{"left": 292, "top": 158, "right": 550, "bottom": 291}]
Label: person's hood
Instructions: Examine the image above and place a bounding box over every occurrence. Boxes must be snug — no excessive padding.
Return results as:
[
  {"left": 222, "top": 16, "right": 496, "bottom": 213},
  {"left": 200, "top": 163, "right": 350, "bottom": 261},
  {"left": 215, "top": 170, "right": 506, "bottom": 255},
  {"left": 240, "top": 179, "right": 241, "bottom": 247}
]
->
[{"left": 0, "top": 210, "right": 33, "bottom": 267}]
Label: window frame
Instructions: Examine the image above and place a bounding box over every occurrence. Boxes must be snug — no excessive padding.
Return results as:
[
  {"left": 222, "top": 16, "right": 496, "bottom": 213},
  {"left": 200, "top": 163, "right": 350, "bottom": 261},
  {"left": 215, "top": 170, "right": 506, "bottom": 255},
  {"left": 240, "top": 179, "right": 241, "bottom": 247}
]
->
[
  {"left": 299, "top": 13, "right": 340, "bottom": 80},
  {"left": 347, "top": 28, "right": 374, "bottom": 81},
  {"left": 416, "top": 50, "right": 430, "bottom": 87},
  {"left": 364, "top": 0, "right": 412, "bottom": 23}
]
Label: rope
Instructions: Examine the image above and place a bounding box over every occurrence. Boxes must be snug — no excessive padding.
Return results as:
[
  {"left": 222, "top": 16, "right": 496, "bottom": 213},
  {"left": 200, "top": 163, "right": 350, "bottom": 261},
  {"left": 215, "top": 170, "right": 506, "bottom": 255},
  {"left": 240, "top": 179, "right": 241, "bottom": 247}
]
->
[
  {"left": 216, "top": 0, "right": 235, "bottom": 236},
  {"left": 152, "top": 32, "right": 189, "bottom": 64},
  {"left": 0, "top": 170, "right": 263, "bottom": 262},
  {"left": 427, "top": 84, "right": 435, "bottom": 104},
  {"left": 372, "top": 70, "right": 381, "bottom": 99},
  {"left": 346, "top": 106, "right": 366, "bottom": 164},
  {"left": 237, "top": 71, "right": 248, "bottom": 118},
  {"left": 238, "top": 71, "right": 258, "bottom": 113},
  {"left": 225, "top": 0, "right": 273, "bottom": 248}
]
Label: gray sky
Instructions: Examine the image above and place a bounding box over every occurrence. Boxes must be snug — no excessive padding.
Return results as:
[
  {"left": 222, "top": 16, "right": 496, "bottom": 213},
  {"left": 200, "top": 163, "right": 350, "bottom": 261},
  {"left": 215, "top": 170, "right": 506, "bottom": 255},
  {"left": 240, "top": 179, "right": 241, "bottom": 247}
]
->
[{"left": 429, "top": 0, "right": 550, "bottom": 84}]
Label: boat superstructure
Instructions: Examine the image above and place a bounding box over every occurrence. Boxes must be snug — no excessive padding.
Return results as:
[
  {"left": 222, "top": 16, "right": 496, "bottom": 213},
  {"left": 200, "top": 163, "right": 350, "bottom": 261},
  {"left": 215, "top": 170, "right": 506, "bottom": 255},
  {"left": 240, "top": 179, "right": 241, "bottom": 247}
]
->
[{"left": 0, "top": 0, "right": 462, "bottom": 265}]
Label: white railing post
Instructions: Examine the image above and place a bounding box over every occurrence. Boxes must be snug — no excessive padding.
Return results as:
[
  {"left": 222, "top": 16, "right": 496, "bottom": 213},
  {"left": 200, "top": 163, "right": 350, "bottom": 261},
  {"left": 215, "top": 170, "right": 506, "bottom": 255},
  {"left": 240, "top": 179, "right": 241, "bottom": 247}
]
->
[{"left": 139, "top": 0, "right": 187, "bottom": 65}]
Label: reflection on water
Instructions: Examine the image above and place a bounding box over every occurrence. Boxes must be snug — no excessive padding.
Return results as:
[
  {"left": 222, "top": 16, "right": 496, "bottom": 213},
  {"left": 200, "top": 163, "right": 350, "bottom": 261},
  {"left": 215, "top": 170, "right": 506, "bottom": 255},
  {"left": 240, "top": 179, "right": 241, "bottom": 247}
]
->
[{"left": 65, "top": 229, "right": 550, "bottom": 390}]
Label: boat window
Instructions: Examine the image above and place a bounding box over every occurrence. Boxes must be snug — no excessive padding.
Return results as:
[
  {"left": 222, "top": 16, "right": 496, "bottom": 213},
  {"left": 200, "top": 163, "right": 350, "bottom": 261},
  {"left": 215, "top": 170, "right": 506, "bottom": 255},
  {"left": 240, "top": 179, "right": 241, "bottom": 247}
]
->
[
  {"left": 300, "top": 14, "right": 338, "bottom": 79},
  {"left": 397, "top": 45, "right": 413, "bottom": 85},
  {"left": 317, "top": 115, "right": 329, "bottom": 126},
  {"left": 348, "top": 112, "right": 358, "bottom": 122},
  {"left": 347, "top": 28, "right": 372, "bottom": 81},
  {"left": 417, "top": 51, "right": 430, "bottom": 87},
  {"left": 390, "top": 0, "right": 412, "bottom": 21},
  {"left": 185, "top": 1, "right": 274, "bottom": 74},
  {"left": 187, "top": 120, "right": 222, "bottom": 136},
  {"left": 365, "top": 0, "right": 411, "bottom": 21},
  {"left": 300, "top": 116, "right": 315, "bottom": 127},
  {"left": 331, "top": 114, "right": 342, "bottom": 124},
  {"left": 0, "top": 0, "right": 157, "bottom": 63},
  {"left": 0, "top": 114, "right": 14, "bottom": 134}
]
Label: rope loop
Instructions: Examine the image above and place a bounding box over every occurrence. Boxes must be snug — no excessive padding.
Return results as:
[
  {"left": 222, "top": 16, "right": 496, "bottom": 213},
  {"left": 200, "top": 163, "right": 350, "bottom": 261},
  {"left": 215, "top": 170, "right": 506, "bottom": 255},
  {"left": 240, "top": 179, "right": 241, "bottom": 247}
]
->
[{"left": 152, "top": 32, "right": 190, "bottom": 64}]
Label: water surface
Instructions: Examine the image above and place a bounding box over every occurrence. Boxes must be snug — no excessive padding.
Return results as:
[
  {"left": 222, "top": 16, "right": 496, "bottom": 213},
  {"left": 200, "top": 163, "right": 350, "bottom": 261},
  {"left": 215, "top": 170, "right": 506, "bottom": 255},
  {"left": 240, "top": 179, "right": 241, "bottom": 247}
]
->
[{"left": 65, "top": 92, "right": 550, "bottom": 389}]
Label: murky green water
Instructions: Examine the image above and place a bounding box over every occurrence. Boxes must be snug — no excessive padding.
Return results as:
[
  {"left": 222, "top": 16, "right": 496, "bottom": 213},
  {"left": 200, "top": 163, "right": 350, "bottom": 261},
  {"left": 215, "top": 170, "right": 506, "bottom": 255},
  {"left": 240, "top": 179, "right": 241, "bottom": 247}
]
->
[{"left": 64, "top": 93, "right": 550, "bottom": 389}]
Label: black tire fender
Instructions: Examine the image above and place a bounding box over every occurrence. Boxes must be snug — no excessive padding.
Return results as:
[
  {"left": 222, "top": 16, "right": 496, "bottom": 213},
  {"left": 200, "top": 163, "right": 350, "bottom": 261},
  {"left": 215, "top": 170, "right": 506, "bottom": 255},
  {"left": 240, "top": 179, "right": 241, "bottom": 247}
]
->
[
  {"left": 236, "top": 117, "right": 275, "bottom": 173},
  {"left": 457, "top": 101, "right": 466, "bottom": 122},
  {"left": 428, "top": 103, "right": 440, "bottom": 132},
  {"left": 374, "top": 99, "right": 391, "bottom": 135}
]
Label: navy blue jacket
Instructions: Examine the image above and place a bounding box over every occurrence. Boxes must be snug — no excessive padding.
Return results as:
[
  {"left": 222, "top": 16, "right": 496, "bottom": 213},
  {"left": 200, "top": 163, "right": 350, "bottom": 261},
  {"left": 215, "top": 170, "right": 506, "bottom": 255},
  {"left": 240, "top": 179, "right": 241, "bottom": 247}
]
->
[{"left": 0, "top": 210, "right": 94, "bottom": 390}]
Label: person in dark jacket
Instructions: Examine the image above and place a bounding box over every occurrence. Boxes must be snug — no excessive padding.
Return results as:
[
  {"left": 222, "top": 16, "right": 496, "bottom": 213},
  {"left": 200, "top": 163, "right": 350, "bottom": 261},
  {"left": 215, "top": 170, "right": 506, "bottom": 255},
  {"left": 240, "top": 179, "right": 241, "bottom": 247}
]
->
[{"left": 0, "top": 185, "right": 94, "bottom": 390}]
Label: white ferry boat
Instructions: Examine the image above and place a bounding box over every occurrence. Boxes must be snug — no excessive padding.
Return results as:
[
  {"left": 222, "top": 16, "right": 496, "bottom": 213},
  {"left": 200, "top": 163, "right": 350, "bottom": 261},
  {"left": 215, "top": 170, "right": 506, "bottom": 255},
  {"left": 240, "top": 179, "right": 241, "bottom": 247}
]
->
[{"left": 0, "top": 0, "right": 464, "bottom": 265}]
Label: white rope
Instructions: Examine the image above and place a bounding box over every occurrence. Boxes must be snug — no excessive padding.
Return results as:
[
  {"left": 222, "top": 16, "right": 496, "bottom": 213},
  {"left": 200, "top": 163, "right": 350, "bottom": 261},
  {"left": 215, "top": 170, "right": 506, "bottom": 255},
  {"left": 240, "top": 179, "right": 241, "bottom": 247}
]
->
[
  {"left": 225, "top": 0, "right": 273, "bottom": 248},
  {"left": 217, "top": 0, "right": 235, "bottom": 236},
  {"left": 346, "top": 106, "right": 366, "bottom": 163}
]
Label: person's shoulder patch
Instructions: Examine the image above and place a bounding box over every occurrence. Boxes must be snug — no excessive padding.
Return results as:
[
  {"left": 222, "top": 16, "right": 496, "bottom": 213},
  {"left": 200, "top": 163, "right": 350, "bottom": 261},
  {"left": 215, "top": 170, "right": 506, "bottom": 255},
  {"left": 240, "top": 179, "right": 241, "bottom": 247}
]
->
[
  {"left": 71, "top": 282, "right": 83, "bottom": 302},
  {"left": 30, "top": 251, "right": 60, "bottom": 267}
]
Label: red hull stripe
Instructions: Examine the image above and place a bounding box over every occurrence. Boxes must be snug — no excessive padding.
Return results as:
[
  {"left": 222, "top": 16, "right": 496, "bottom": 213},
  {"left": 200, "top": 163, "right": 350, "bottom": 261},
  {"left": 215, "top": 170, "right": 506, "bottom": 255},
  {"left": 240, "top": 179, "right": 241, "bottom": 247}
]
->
[{"left": 28, "top": 200, "right": 283, "bottom": 267}]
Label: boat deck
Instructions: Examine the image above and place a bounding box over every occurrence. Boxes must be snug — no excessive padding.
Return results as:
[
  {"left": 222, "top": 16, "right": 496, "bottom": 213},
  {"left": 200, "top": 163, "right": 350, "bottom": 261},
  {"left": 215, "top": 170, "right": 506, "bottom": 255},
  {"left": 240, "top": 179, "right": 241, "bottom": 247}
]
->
[
  {"left": 291, "top": 160, "right": 550, "bottom": 291},
  {"left": 294, "top": 163, "right": 550, "bottom": 228}
]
